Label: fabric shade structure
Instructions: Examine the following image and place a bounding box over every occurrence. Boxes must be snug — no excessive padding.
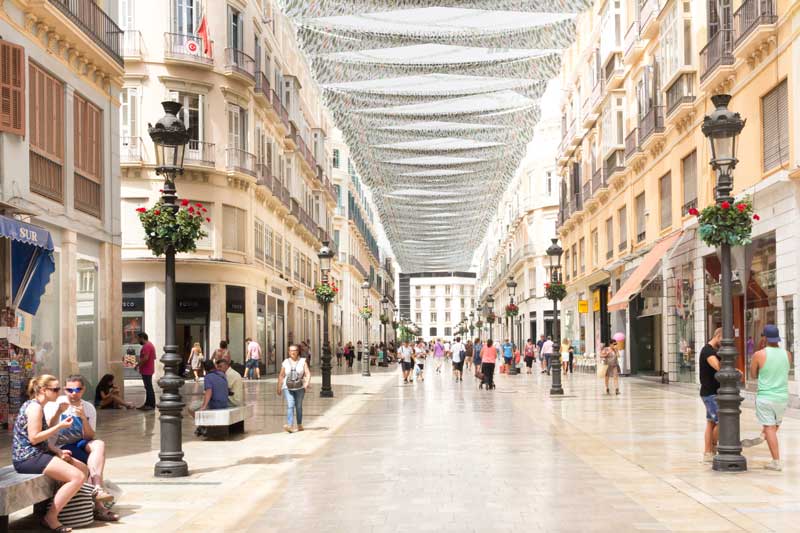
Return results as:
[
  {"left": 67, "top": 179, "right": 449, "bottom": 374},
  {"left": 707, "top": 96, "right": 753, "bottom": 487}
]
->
[
  {"left": 607, "top": 232, "right": 683, "bottom": 312},
  {"left": 0, "top": 215, "right": 56, "bottom": 314},
  {"left": 277, "top": 1, "right": 581, "bottom": 271}
]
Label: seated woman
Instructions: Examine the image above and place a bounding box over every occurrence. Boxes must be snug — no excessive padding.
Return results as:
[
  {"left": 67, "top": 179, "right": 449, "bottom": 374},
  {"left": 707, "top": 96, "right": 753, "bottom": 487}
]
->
[
  {"left": 14, "top": 375, "right": 90, "bottom": 532},
  {"left": 94, "top": 374, "right": 134, "bottom": 409}
]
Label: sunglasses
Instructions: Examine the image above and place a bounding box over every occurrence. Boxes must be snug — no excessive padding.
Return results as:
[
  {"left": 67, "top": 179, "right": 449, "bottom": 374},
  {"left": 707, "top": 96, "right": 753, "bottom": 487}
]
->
[
  {"left": 65, "top": 387, "right": 83, "bottom": 393},
  {"left": 46, "top": 387, "right": 61, "bottom": 393}
]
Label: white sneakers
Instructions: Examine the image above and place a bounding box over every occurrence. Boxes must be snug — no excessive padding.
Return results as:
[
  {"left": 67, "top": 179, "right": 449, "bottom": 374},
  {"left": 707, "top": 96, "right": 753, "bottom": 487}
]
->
[
  {"left": 764, "top": 459, "right": 782, "bottom": 471},
  {"left": 702, "top": 452, "right": 714, "bottom": 464}
]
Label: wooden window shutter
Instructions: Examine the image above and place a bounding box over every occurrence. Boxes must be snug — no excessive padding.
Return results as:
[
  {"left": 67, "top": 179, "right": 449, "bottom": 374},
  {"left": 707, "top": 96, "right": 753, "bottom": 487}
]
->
[
  {"left": 762, "top": 80, "right": 788, "bottom": 172},
  {"left": 0, "top": 39, "right": 25, "bottom": 136}
]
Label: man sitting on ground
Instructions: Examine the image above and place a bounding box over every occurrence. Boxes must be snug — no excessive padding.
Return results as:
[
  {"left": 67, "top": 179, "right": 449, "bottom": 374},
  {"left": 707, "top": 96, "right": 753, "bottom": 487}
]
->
[{"left": 44, "top": 374, "right": 119, "bottom": 521}]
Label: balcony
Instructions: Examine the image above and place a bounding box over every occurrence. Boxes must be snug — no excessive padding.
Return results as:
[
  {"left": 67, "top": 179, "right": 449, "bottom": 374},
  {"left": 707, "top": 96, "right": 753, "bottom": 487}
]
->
[
  {"left": 254, "top": 71, "right": 270, "bottom": 104},
  {"left": 618, "top": 240, "right": 628, "bottom": 252},
  {"left": 349, "top": 254, "right": 368, "bottom": 279},
  {"left": 164, "top": 33, "right": 214, "bottom": 66},
  {"left": 296, "top": 135, "right": 317, "bottom": 176},
  {"left": 571, "top": 191, "right": 583, "bottom": 214},
  {"left": 624, "top": 128, "right": 641, "bottom": 161},
  {"left": 700, "top": 29, "right": 734, "bottom": 86},
  {"left": 185, "top": 140, "right": 215, "bottom": 167},
  {"left": 266, "top": 176, "right": 291, "bottom": 210},
  {"left": 47, "top": 0, "right": 123, "bottom": 67},
  {"left": 681, "top": 198, "right": 698, "bottom": 217},
  {"left": 74, "top": 173, "right": 101, "bottom": 218},
  {"left": 665, "top": 72, "right": 696, "bottom": 123},
  {"left": 122, "top": 30, "right": 142, "bottom": 60},
  {"left": 120, "top": 137, "right": 143, "bottom": 164},
  {"left": 734, "top": 0, "right": 777, "bottom": 58},
  {"left": 604, "top": 149, "right": 625, "bottom": 182},
  {"left": 592, "top": 167, "right": 608, "bottom": 194},
  {"left": 637, "top": 231, "right": 646, "bottom": 243},
  {"left": 225, "top": 147, "right": 257, "bottom": 177},
  {"left": 589, "top": 79, "right": 604, "bottom": 116},
  {"left": 285, "top": 122, "right": 299, "bottom": 151},
  {"left": 271, "top": 92, "right": 290, "bottom": 132},
  {"left": 624, "top": 20, "right": 645, "bottom": 64},
  {"left": 255, "top": 163, "right": 273, "bottom": 188},
  {"left": 603, "top": 53, "right": 625, "bottom": 91},
  {"left": 224, "top": 48, "right": 256, "bottom": 83},
  {"left": 639, "top": 0, "right": 661, "bottom": 40},
  {"left": 582, "top": 180, "right": 593, "bottom": 209},
  {"left": 639, "top": 105, "right": 665, "bottom": 149}
]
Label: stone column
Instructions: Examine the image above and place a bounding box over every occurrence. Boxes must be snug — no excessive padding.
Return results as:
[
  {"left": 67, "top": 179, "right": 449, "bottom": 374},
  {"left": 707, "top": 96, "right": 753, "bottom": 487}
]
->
[{"left": 60, "top": 230, "right": 78, "bottom": 377}]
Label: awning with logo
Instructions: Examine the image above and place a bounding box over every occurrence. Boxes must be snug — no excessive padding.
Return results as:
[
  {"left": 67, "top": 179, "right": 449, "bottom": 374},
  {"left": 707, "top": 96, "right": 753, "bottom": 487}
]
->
[
  {"left": 0, "top": 215, "right": 55, "bottom": 314},
  {"left": 607, "top": 231, "right": 683, "bottom": 312}
]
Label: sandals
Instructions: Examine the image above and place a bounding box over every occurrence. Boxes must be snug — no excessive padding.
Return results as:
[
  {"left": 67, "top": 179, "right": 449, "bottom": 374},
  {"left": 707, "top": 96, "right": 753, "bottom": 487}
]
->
[
  {"left": 93, "top": 486, "right": 114, "bottom": 503},
  {"left": 94, "top": 507, "right": 120, "bottom": 522},
  {"left": 40, "top": 519, "right": 72, "bottom": 532}
]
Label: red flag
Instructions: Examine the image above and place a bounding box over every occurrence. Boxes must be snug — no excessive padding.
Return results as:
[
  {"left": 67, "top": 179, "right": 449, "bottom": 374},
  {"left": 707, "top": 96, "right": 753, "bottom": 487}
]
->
[{"left": 196, "top": 15, "right": 212, "bottom": 57}]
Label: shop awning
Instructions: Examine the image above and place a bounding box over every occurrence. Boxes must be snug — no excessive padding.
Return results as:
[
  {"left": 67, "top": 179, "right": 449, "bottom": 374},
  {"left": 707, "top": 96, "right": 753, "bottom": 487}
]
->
[
  {"left": 0, "top": 215, "right": 55, "bottom": 314},
  {"left": 607, "top": 231, "right": 682, "bottom": 312}
]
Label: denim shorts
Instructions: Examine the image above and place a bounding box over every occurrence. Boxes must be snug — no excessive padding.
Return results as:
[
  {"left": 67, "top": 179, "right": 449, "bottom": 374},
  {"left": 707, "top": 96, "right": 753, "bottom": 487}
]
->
[
  {"left": 702, "top": 394, "right": 719, "bottom": 423},
  {"left": 756, "top": 397, "right": 787, "bottom": 426}
]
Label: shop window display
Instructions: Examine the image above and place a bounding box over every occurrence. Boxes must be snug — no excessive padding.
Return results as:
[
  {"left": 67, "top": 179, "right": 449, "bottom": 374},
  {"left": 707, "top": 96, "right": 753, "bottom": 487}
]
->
[{"left": 673, "top": 262, "right": 695, "bottom": 383}]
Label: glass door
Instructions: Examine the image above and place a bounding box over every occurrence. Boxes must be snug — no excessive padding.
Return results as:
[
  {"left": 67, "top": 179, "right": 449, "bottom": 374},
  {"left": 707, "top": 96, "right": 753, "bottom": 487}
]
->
[{"left": 173, "top": 0, "right": 198, "bottom": 35}]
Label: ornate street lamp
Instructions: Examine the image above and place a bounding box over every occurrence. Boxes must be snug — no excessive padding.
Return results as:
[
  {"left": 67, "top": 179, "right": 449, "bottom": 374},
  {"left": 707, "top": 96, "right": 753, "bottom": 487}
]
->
[
  {"left": 318, "top": 241, "right": 334, "bottom": 398},
  {"left": 546, "top": 238, "right": 564, "bottom": 396},
  {"left": 506, "top": 276, "right": 519, "bottom": 375},
  {"left": 381, "top": 295, "right": 389, "bottom": 366},
  {"left": 469, "top": 311, "right": 475, "bottom": 340},
  {"left": 361, "top": 279, "right": 371, "bottom": 377},
  {"left": 702, "top": 94, "right": 747, "bottom": 473},
  {"left": 148, "top": 101, "right": 190, "bottom": 478},
  {"left": 487, "top": 294, "right": 495, "bottom": 340}
]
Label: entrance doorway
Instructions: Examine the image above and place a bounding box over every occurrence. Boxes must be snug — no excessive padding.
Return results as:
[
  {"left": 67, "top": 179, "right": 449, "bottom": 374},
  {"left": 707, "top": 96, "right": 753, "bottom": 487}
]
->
[
  {"left": 630, "top": 296, "right": 662, "bottom": 375},
  {"left": 177, "top": 316, "right": 208, "bottom": 368}
]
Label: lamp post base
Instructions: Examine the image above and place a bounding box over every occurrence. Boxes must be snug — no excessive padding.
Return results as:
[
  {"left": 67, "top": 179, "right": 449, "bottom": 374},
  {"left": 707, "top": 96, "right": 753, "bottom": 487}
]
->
[
  {"left": 154, "top": 459, "right": 189, "bottom": 478},
  {"left": 320, "top": 389, "right": 334, "bottom": 398},
  {"left": 712, "top": 453, "right": 747, "bottom": 472}
]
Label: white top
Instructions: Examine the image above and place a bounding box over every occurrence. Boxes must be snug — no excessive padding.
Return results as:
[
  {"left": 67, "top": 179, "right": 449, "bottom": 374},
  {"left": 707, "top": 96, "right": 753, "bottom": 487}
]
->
[
  {"left": 444, "top": 342, "right": 451, "bottom": 351},
  {"left": 43, "top": 397, "right": 97, "bottom": 447},
  {"left": 541, "top": 340, "right": 554, "bottom": 355},
  {"left": 451, "top": 342, "right": 465, "bottom": 362},
  {"left": 281, "top": 357, "right": 307, "bottom": 390},
  {"left": 398, "top": 345, "right": 413, "bottom": 362},
  {"left": 226, "top": 366, "right": 244, "bottom": 406}
]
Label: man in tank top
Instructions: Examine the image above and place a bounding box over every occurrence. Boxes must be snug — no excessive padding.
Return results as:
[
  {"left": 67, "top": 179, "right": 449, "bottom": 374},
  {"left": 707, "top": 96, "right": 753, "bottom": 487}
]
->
[{"left": 744, "top": 325, "right": 792, "bottom": 471}]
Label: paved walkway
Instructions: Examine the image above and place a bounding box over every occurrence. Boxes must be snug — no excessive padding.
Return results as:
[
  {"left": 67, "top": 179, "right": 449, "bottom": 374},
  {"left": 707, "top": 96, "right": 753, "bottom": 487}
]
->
[{"left": 7, "top": 364, "right": 800, "bottom": 532}]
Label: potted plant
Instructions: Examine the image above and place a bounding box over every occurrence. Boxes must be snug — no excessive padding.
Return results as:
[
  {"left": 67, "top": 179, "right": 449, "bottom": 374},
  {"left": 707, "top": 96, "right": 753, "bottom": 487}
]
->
[
  {"left": 136, "top": 199, "right": 209, "bottom": 256},
  {"left": 486, "top": 312, "right": 497, "bottom": 324},
  {"left": 505, "top": 303, "right": 519, "bottom": 317},
  {"left": 545, "top": 282, "right": 567, "bottom": 301},
  {"left": 690, "top": 197, "right": 759, "bottom": 247},
  {"left": 314, "top": 280, "right": 338, "bottom": 303},
  {"left": 359, "top": 305, "right": 373, "bottom": 319}
]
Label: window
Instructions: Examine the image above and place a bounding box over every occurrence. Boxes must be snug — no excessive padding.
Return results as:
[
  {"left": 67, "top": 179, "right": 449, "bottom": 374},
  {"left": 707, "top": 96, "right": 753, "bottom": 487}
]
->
[
  {"left": 546, "top": 171, "right": 553, "bottom": 196},
  {"left": 333, "top": 149, "right": 340, "bottom": 168},
  {"left": 563, "top": 251, "right": 570, "bottom": 280},
  {"left": 430, "top": 327, "right": 437, "bottom": 337},
  {"left": 0, "top": 40, "right": 24, "bottom": 136},
  {"left": 275, "top": 234, "right": 283, "bottom": 270},
  {"left": 444, "top": 327, "right": 452, "bottom": 337},
  {"left": 461, "top": 298, "right": 465, "bottom": 308},
  {"left": 227, "top": 5, "right": 243, "bottom": 49},
  {"left": 445, "top": 286, "right": 451, "bottom": 295},
  {"left": 169, "top": 91, "right": 203, "bottom": 144},
  {"left": 762, "top": 80, "right": 789, "bottom": 172},
  {"left": 579, "top": 238, "right": 585, "bottom": 273},
  {"left": 265, "top": 225, "right": 273, "bottom": 264},
  {"left": 605, "top": 218, "right": 613, "bottom": 258},
  {"left": 591, "top": 230, "right": 599, "bottom": 267},
  {"left": 445, "top": 298, "right": 451, "bottom": 308},
  {"left": 74, "top": 93, "right": 103, "bottom": 217},
  {"left": 254, "top": 218, "right": 265, "bottom": 261},
  {"left": 635, "top": 193, "right": 646, "bottom": 242},
  {"left": 416, "top": 313, "right": 422, "bottom": 322},
  {"left": 223, "top": 205, "right": 245, "bottom": 252},
  {"left": 618, "top": 207, "right": 627, "bottom": 249},
  {"left": 571, "top": 244, "right": 577, "bottom": 276},
  {"left": 681, "top": 150, "right": 697, "bottom": 215},
  {"left": 445, "top": 312, "right": 451, "bottom": 323},
  {"left": 284, "top": 242, "right": 291, "bottom": 277},
  {"left": 120, "top": 87, "right": 139, "bottom": 143},
  {"left": 659, "top": 173, "right": 672, "bottom": 229},
  {"left": 173, "top": 0, "right": 200, "bottom": 34},
  {"left": 28, "top": 62, "right": 64, "bottom": 202},
  {"left": 415, "top": 298, "right": 421, "bottom": 309},
  {"left": 293, "top": 250, "right": 300, "bottom": 281},
  {"left": 661, "top": 0, "right": 692, "bottom": 84},
  {"left": 227, "top": 104, "right": 247, "bottom": 150}
]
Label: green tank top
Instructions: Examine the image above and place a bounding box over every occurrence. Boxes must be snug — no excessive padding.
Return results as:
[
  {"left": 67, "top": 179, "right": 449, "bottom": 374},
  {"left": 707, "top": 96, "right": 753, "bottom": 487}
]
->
[{"left": 758, "top": 346, "right": 790, "bottom": 402}]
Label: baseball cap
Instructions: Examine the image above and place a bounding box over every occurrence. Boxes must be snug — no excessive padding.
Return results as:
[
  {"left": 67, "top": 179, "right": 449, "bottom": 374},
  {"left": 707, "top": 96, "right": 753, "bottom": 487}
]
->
[{"left": 763, "top": 324, "right": 781, "bottom": 343}]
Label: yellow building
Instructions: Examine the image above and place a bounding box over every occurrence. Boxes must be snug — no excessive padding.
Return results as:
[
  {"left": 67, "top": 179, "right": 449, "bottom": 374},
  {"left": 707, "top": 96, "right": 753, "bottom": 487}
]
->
[{"left": 556, "top": 0, "right": 798, "bottom": 389}]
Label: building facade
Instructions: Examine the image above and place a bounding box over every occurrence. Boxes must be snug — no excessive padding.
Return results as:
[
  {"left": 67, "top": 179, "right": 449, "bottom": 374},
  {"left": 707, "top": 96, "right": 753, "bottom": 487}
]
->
[
  {"left": 0, "top": 0, "right": 124, "bottom": 386},
  {"left": 330, "top": 130, "right": 387, "bottom": 348},
  {"left": 120, "top": 0, "right": 340, "bottom": 373},
  {"left": 475, "top": 92, "right": 562, "bottom": 346},
  {"left": 400, "top": 272, "right": 476, "bottom": 342},
  {"left": 556, "top": 0, "right": 799, "bottom": 394}
]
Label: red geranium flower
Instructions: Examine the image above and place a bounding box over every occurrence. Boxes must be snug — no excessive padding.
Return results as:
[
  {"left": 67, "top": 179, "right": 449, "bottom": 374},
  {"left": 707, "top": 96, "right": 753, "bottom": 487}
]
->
[
  {"left": 188, "top": 207, "right": 194, "bottom": 213},
  {"left": 136, "top": 207, "right": 146, "bottom": 213},
  {"left": 154, "top": 210, "right": 160, "bottom": 215},
  {"left": 721, "top": 201, "right": 731, "bottom": 209},
  {"left": 736, "top": 203, "right": 746, "bottom": 212},
  {"left": 195, "top": 203, "right": 203, "bottom": 208},
  {"left": 753, "top": 214, "right": 760, "bottom": 221},
  {"left": 206, "top": 217, "right": 211, "bottom": 222},
  {"left": 181, "top": 199, "right": 190, "bottom": 206},
  {"left": 688, "top": 207, "right": 699, "bottom": 216}
]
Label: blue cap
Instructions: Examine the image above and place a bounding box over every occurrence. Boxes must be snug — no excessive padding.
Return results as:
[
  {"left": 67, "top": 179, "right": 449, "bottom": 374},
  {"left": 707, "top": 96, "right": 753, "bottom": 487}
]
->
[{"left": 763, "top": 324, "right": 781, "bottom": 343}]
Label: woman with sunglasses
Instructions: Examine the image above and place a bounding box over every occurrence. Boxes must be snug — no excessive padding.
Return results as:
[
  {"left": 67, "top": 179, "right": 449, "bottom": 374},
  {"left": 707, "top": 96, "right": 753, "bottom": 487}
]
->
[{"left": 13, "top": 375, "right": 90, "bottom": 532}]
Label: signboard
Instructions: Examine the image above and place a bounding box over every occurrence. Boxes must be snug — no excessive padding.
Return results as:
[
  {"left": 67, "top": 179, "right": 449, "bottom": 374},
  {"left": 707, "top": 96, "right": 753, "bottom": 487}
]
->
[
  {"left": 592, "top": 289, "right": 601, "bottom": 312},
  {"left": 185, "top": 40, "right": 200, "bottom": 55},
  {"left": 577, "top": 300, "right": 589, "bottom": 313}
]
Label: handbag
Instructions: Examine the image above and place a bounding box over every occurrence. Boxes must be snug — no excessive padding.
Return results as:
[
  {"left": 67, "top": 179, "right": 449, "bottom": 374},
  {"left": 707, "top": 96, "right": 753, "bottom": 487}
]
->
[
  {"left": 597, "top": 361, "right": 608, "bottom": 378},
  {"left": 286, "top": 360, "right": 304, "bottom": 390}
]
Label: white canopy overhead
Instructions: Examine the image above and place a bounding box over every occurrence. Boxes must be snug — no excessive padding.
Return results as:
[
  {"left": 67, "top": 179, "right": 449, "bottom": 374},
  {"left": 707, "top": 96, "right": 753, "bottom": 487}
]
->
[{"left": 276, "top": 2, "right": 580, "bottom": 271}]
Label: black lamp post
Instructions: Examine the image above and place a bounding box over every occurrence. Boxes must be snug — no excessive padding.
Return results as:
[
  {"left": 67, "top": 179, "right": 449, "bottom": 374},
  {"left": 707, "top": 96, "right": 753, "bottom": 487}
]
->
[
  {"left": 361, "top": 279, "right": 371, "bottom": 377},
  {"left": 546, "top": 238, "right": 564, "bottom": 396},
  {"left": 702, "top": 94, "right": 747, "bottom": 472},
  {"left": 507, "top": 276, "right": 519, "bottom": 375},
  {"left": 381, "top": 296, "right": 389, "bottom": 366},
  {"left": 487, "top": 294, "right": 495, "bottom": 340},
  {"left": 469, "top": 311, "right": 475, "bottom": 340},
  {"left": 318, "top": 241, "right": 334, "bottom": 398},
  {"left": 148, "top": 101, "right": 190, "bottom": 478}
]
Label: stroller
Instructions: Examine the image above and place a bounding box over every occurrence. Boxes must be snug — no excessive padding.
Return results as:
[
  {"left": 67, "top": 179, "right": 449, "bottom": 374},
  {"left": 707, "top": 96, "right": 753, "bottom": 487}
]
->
[{"left": 476, "top": 366, "right": 495, "bottom": 390}]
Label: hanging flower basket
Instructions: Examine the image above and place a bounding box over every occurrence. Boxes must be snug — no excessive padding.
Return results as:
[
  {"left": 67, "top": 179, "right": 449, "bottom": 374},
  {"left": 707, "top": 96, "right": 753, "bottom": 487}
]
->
[
  {"left": 475, "top": 320, "right": 483, "bottom": 329},
  {"left": 545, "top": 282, "right": 567, "bottom": 301},
  {"left": 391, "top": 321, "right": 399, "bottom": 329},
  {"left": 359, "top": 305, "right": 373, "bottom": 319},
  {"left": 485, "top": 312, "right": 497, "bottom": 324},
  {"left": 505, "top": 303, "right": 519, "bottom": 317},
  {"left": 315, "top": 281, "right": 338, "bottom": 303},
  {"left": 379, "top": 314, "right": 390, "bottom": 324},
  {"left": 137, "top": 200, "right": 209, "bottom": 257},
  {"left": 692, "top": 197, "right": 758, "bottom": 247}
]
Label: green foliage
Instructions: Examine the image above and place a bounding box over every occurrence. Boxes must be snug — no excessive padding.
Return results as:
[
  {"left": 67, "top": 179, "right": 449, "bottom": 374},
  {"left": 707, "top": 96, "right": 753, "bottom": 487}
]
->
[
  {"left": 137, "top": 200, "right": 208, "bottom": 257},
  {"left": 695, "top": 197, "right": 756, "bottom": 247}
]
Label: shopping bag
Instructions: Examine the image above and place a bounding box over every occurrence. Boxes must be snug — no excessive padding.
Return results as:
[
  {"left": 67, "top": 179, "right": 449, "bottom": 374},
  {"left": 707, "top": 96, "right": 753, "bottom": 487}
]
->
[{"left": 597, "top": 362, "right": 608, "bottom": 378}]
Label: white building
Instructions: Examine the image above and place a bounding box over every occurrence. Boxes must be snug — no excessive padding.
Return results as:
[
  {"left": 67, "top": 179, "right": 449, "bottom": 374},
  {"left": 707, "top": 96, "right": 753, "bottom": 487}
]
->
[{"left": 402, "top": 273, "right": 476, "bottom": 341}]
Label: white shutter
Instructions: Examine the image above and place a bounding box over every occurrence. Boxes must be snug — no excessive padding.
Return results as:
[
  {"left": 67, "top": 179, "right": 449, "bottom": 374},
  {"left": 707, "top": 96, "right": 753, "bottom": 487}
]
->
[{"left": 762, "top": 80, "right": 788, "bottom": 171}]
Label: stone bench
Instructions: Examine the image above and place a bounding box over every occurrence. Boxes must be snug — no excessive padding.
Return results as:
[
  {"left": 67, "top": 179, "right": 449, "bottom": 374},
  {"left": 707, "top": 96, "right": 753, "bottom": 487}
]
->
[
  {"left": 0, "top": 465, "right": 57, "bottom": 530},
  {"left": 193, "top": 405, "right": 253, "bottom": 438}
]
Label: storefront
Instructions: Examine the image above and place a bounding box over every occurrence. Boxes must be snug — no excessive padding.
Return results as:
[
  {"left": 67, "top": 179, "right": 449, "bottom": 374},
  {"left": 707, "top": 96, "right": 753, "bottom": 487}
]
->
[
  {"left": 267, "top": 287, "right": 286, "bottom": 374},
  {"left": 226, "top": 285, "right": 246, "bottom": 364},
  {"left": 122, "top": 282, "right": 145, "bottom": 378},
  {"left": 176, "top": 283, "right": 210, "bottom": 365}
]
